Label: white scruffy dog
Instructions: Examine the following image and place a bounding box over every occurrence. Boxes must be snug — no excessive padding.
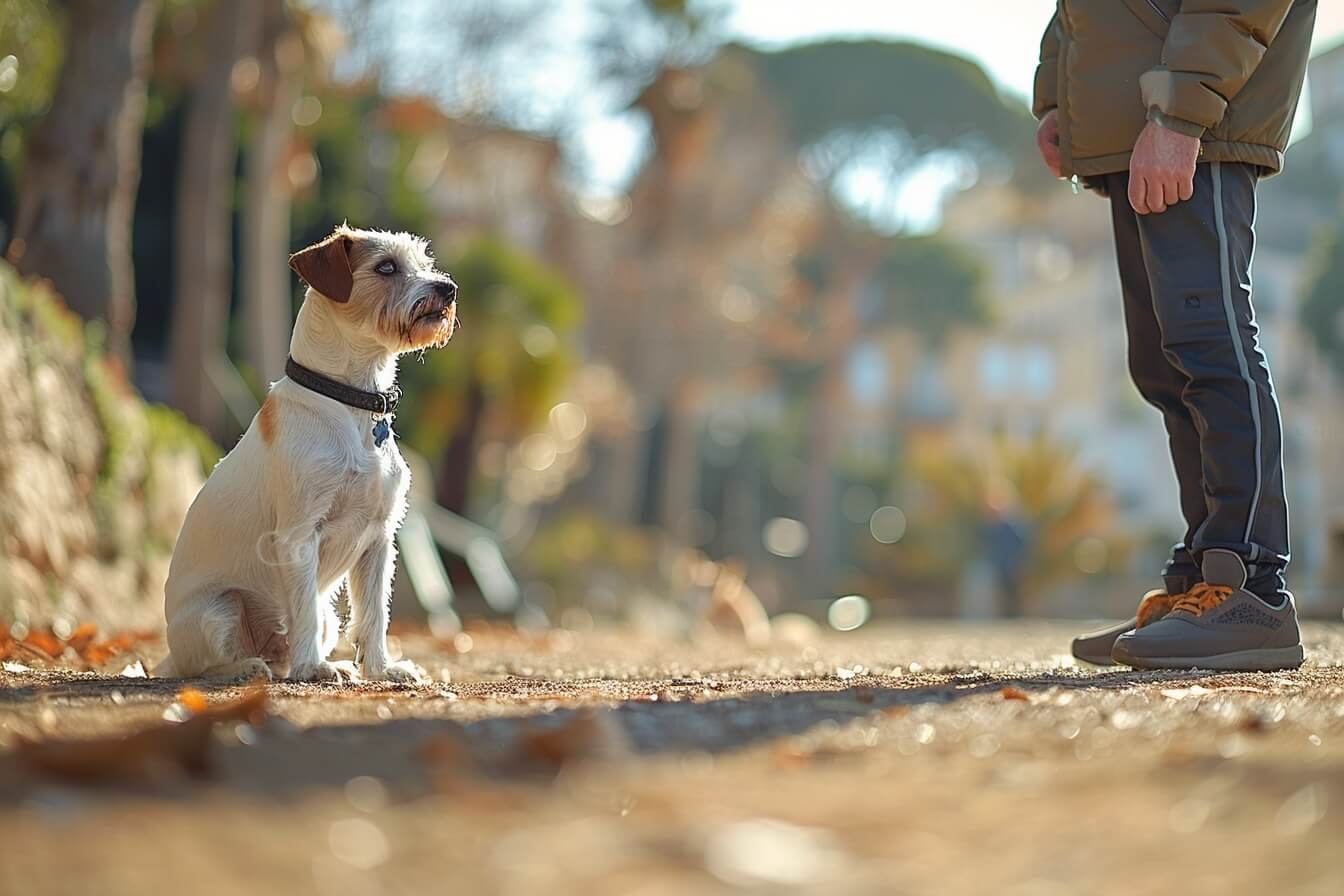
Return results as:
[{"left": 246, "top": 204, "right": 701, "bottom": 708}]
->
[{"left": 156, "top": 226, "right": 457, "bottom": 682}]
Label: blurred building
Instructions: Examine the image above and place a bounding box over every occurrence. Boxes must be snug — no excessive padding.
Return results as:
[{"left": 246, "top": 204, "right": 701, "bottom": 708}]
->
[{"left": 1309, "top": 42, "right": 1344, "bottom": 176}]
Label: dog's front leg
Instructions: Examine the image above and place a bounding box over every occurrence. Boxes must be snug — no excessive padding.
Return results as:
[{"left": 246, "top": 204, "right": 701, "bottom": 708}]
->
[
  {"left": 277, "top": 529, "right": 353, "bottom": 683},
  {"left": 348, "top": 537, "right": 424, "bottom": 683}
]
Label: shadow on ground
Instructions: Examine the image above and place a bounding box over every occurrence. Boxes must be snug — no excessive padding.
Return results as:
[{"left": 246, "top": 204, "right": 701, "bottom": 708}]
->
[{"left": 0, "top": 664, "right": 1213, "bottom": 804}]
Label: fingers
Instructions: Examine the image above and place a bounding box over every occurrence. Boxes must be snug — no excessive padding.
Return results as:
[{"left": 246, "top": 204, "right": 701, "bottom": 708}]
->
[
  {"left": 1131, "top": 174, "right": 1192, "bottom": 215},
  {"left": 1129, "top": 174, "right": 1148, "bottom": 215},
  {"left": 1178, "top": 171, "right": 1195, "bottom": 202},
  {"left": 1145, "top": 176, "right": 1168, "bottom": 214}
]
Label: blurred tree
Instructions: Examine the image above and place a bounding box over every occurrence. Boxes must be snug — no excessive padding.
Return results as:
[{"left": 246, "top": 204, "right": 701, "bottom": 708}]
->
[
  {"left": 748, "top": 40, "right": 1033, "bottom": 165},
  {"left": 0, "top": 0, "right": 65, "bottom": 230},
  {"left": 1301, "top": 220, "right": 1344, "bottom": 380},
  {"left": 239, "top": 1, "right": 308, "bottom": 387},
  {"left": 169, "top": 0, "right": 260, "bottom": 437},
  {"left": 396, "top": 237, "right": 581, "bottom": 516},
  {"left": 5, "top": 0, "right": 159, "bottom": 364}
]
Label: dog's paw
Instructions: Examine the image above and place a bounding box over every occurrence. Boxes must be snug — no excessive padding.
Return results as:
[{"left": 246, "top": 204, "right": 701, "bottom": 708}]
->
[
  {"left": 233, "top": 657, "right": 275, "bottom": 681},
  {"left": 288, "top": 659, "right": 361, "bottom": 683},
  {"left": 363, "top": 658, "right": 426, "bottom": 685}
]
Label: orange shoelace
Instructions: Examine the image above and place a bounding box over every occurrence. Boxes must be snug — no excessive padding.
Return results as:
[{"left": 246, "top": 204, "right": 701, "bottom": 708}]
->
[
  {"left": 1135, "top": 590, "right": 1175, "bottom": 628},
  {"left": 1170, "top": 582, "right": 1234, "bottom": 617},
  {"left": 1135, "top": 583, "right": 1236, "bottom": 627}
]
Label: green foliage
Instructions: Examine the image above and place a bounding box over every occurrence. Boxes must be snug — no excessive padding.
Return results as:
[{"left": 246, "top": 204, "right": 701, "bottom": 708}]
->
[
  {"left": 0, "top": 0, "right": 65, "bottom": 123},
  {"left": 0, "top": 0, "right": 64, "bottom": 225},
  {"left": 291, "top": 93, "right": 434, "bottom": 254},
  {"left": 1301, "top": 221, "right": 1344, "bottom": 379},
  {"left": 145, "top": 403, "right": 221, "bottom": 475},
  {"left": 396, "top": 237, "right": 583, "bottom": 459},
  {"left": 523, "top": 511, "right": 655, "bottom": 601},
  {"left": 876, "top": 234, "right": 989, "bottom": 342}
]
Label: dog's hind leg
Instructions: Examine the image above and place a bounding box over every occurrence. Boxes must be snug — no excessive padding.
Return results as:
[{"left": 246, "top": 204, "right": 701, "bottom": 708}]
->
[{"left": 160, "top": 590, "right": 280, "bottom": 681}]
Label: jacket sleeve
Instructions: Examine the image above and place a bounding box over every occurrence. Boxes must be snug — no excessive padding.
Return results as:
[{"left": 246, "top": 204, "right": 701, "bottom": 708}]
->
[
  {"left": 1139, "top": 0, "right": 1296, "bottom": 137},
  {"left": 1032, "top": 12, "right": 1062, "bottom": 120}
]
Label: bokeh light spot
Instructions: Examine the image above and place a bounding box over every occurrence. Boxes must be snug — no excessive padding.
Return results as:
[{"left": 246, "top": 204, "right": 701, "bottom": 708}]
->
[
  {"left": 827, "top": 595, "right": 871, "bottom": 632},
  {"left": 763, "top": 517, "right": 809, "bottom": 558},
  {"left": 869, "top": 506, "right": 907, "bottom": 544}
]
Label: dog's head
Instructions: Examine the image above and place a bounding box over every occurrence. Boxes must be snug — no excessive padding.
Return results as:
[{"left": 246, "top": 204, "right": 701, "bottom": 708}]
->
[{"left": 289, "top": 225, "right": 458, "bottom": 353}]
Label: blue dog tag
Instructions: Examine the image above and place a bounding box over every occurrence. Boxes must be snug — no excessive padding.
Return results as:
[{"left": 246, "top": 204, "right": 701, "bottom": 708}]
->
[{"left": 372, "top": 417, "right": 391, "bottom": 447}]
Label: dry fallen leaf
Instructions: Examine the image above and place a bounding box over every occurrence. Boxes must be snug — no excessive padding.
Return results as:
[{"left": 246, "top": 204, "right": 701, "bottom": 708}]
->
[
  {"left": 517, "top": 709, "right": 628, "bottom": 770},
  {"left": 15, "top": 688, "right": 268, "bottom": 784},
  {"left": 65, "top": 622, "right": 99, "bottom": 656},
  {"left": 1001, "top": 687, "right": 1030, "bottom": 702},
  {"left": 0, "top": 624, "right": 155, "bottom": 669},
  {"left": 176, "top": 688, "right": 210, "bottom": 714},
  {"left": 20, "top": 629, "right": 64, "bottom": 660}
]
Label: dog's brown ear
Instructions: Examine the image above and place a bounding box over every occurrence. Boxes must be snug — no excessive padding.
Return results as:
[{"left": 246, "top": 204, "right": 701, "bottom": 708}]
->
[{"left": 289, "top": 232, "right": 354, "bottom": 303}]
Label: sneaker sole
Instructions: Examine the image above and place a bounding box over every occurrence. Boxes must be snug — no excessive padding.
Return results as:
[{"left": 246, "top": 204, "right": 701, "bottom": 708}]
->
[
  {"left": 1112, "top": 643, "right": 1304, "bottom": 672},
  {"left": 1071, "top": 646, "right": 1120, "bottom": 666}
]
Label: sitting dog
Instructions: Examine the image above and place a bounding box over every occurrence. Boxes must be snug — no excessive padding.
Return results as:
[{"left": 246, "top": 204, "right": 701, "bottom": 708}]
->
[{"left": 156, "top": 226, "right": 457, "bottom": 682}]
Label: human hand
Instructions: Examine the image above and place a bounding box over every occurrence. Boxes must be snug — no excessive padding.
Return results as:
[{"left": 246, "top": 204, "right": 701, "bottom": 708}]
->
[
  {"left": 1036, "top": 109, "right": 1062, "bottom": 178},
  {"left": 1128, "top": 120, "right": 1200, "bottom": 215}
]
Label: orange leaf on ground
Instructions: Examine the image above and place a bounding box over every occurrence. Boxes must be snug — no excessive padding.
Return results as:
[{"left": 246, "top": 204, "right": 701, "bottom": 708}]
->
[
  {"left": 176, "top": 688, "right": 210, "bottom": 715},
  {"left": 16, "top": 688, "right": 268, "bottom": 784},
  {"left": 20, "top": 629, "right": 64, "bottom": 659},
  {"left": 65, "top": 622, "right": 99, "bottom": 655},
  {"left": 520, "top": 710, "right": 602, "bottom": 768},
  {"left": 1001, "top": 687, "right": 1030, "bottom": 701},
  {"left": 517, "top": 709, "right": 628, "bottom": 770}
]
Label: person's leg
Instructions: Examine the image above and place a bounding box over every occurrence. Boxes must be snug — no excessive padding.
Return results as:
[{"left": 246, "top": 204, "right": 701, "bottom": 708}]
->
[
  {"left": 1070, "top": 172, "right": 1206, "bottom": 666},
  {"left": 1106, "top": 171, "right": 1205, "bottom": 594},
  {"left": 1133, "top": 162, "right": 1290, "bottom": 602}
]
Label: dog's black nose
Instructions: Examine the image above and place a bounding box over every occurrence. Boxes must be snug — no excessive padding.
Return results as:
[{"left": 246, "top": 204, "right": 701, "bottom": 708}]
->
[{"left": 435, "top": 280, "right": 458, "bottom": 303}]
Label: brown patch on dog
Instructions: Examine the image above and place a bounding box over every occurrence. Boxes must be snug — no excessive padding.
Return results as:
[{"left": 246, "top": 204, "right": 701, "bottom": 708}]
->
[{"left": 258, "top": 395, "right": 279, "bottom": 445}]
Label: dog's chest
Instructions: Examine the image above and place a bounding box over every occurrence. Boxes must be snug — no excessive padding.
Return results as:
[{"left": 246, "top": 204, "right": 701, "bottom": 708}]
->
[{"left": 319, "top": 444, "right": 408, "bottom": 559}]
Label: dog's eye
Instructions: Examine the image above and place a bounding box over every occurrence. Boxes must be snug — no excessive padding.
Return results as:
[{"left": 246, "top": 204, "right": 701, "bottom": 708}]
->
[{"left": 374, "top": 260, "right": 397, "bottom": 276}]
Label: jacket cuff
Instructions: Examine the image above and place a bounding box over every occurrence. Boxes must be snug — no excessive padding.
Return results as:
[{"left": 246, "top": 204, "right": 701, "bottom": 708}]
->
[
  {"left": 1139, "top": 68, "right": 1226, "bottom": 131},
  {"left": 1147, "top": 108, "right": 1206, "bottom": 139}
]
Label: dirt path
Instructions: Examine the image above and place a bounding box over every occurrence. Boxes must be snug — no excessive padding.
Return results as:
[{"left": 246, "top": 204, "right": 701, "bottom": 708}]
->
[{"left": 2, "top": 622, "right": 1343, "bottom": 895}]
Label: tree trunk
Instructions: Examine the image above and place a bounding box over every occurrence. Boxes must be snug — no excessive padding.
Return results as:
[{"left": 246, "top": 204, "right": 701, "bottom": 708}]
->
[
  {"left": 434, "top": 379, "right": 487, "bottom": 516},
  {"left": 240, "top": 3, "right": 302, "bottom": 387},
  {"left": 7, "top": 0, "right": 158, "bottom": 364},
  {"left": 170, "top": 0, "right": 260, "bottom": 437}
]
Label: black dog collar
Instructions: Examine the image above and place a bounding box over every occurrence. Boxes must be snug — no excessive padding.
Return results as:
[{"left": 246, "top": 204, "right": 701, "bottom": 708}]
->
[{"left": 284, "top": 356, "right": 402, "bottom": 417}]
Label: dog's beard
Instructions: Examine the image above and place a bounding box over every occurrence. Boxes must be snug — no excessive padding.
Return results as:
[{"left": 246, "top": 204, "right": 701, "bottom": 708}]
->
[{"left": 396, "top": 297, "right": 457, "bottom": 351}]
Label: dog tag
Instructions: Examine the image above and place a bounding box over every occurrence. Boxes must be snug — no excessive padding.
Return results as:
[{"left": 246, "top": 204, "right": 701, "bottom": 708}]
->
[{"left": 372, "top": 417, "right": 391, "bottom": 448}]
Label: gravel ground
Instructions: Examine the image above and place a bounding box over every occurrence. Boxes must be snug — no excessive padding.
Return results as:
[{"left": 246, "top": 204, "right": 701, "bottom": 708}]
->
[{"left": 2, "top": 621, "right": 1343, "bottom": 896}]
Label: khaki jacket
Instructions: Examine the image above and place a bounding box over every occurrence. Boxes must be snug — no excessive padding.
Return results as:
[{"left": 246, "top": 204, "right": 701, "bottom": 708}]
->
[{"left": 1033, "top": 0, "right": 1317, "bottom": 178}]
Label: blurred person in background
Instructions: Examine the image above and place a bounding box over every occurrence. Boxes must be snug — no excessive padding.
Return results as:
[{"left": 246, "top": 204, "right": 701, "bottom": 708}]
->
[{"left": 1033, "top": 1, "right": 1317, "bottom": 671}]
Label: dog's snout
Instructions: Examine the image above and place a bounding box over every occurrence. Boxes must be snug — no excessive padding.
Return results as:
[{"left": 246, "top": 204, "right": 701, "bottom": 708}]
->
[{"left": 435, "top": 280, "right": 458, "bottom": 303}]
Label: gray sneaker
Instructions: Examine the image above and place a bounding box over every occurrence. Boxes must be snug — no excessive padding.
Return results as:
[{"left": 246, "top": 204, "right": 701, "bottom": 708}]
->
[
  {"left": 1111, "top": 549, "right": 1304, "bottom": 671},
  {"left": 1071, "top": 590, "right": 1176, "bottom": 665}
]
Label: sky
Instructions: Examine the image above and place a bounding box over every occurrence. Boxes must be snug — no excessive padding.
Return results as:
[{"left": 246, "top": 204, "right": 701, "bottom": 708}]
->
[{"left": 726, "top": 0, "right": 1344, "bottom": 104}]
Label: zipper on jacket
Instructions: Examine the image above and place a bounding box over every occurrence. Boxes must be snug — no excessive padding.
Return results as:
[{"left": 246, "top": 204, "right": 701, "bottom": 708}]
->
[{"left": 1145, "top": 0, "right": 1171, "bottom": 23}]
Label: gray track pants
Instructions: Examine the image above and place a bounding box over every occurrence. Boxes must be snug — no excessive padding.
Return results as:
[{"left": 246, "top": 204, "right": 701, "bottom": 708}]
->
[{"left": 1102, "top": 162, "right": 1289, "bottom": 599}]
